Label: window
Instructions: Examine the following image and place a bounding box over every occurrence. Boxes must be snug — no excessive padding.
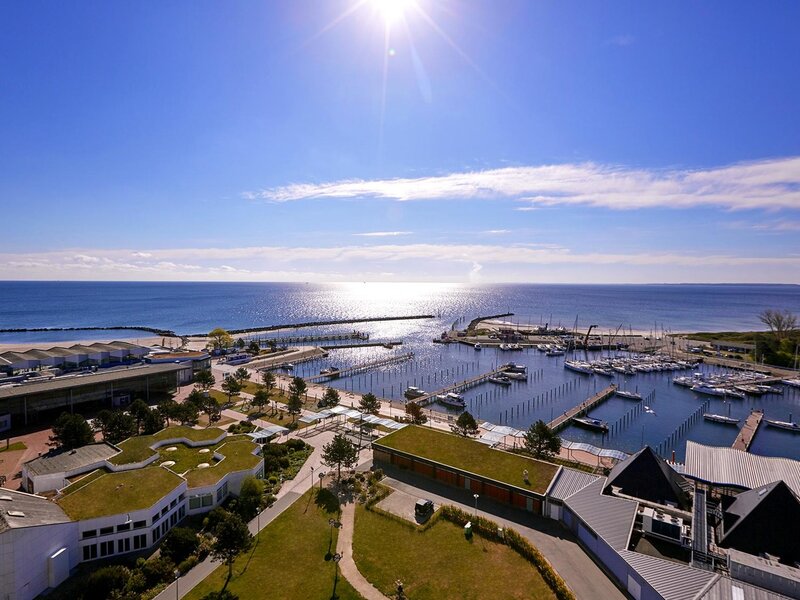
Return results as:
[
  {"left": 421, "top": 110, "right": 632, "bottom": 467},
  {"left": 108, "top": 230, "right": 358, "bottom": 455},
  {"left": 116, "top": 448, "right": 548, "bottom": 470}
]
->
[
  {"left": 152, "top": 512, "right": 160, "bottom": 525},
  {"left": 82, "top": 530, "right": 97, "bottom": 539},
  {"left": 117, "top": 522, "right": 131, "bottom": 532},
  {"left": 179, "top": 506, "right": 186, "bottom": 519},
  {"left": 161, "top": 505, "right": 169, "bottom": 516},
  {"left": 189, "top": 496, "right": 202, "bottom": 510},
  {"left": 82, "top": 545, "right": 97, "bottom": 561},
  {"left": 170, "top": 512, "right": 177, "bottom": 526},
  {"left": 133, "top": 534, "right": 147, "bottom": 550},
  {"left": 170, "top": 498, "right": 178, "bottom": 508},
  {"left": 99, "top": 526, "right": 114, "bottom": 536},
  {"left": 202, "top": 494, "right": 213, "bottom": 507},
  {"left": 117, "top": 538, "right": 131, "bottom": 553},
  {"left": 133, "top": 520, "right": 146, "bottom": 529},
  {"left": 216, "top": 482, "right": 228, "bottom": 503},
  {"left": 100, "top": 541, "right": 114, "bottom": 557}
]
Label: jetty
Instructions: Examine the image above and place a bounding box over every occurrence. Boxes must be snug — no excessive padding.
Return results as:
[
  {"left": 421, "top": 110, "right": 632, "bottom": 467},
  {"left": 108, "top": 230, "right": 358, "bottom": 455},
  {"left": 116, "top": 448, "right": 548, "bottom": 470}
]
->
[
  {"left": 246, "top": 331, "right": 369, "bottom": 345},
  {"left": 732, "top": 409, "right": 764, "bottom": 452},
  {"left": 547, "top": 384, "right": 617, "bottom": 432},
  {"left": 304, "top": 352, "right": 413, "bottom": 383},
  {"left": 415, "top": 365, "right": 512, "bottom": 407},
  {"left": 189, "top": 314, "right": 434, "bottom": 337},
  {"left": 320, "top": 341, "right": 403, "bottom": 350}
]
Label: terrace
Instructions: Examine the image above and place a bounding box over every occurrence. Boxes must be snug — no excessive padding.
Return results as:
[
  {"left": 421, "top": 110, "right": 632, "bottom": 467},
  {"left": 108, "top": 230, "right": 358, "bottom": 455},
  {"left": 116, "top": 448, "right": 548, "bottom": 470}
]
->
[{"left": 375, "top": 425, "right": 559, "bottom": 494}]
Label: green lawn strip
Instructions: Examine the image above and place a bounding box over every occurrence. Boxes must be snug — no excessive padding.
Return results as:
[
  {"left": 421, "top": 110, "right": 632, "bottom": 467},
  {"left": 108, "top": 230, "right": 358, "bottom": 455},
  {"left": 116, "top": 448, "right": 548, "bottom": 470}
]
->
[
  {"left": 110, "top": 426, "right": 225, "bottom": 465},
  {"left": 352, "top": 504, "right": 556, "bottom": 600},
  {"left": 376, "top": 426, "right": 558, "bottom": 493},
  {"left": 58, "top": 467, "right": 184, "bottom": 520},
  {"left": 157, "top": 435, "right": 252, "bottom": 475},
  {"left": 0, "top": 441, "right": 27, "bottom": 453},
  {"left": 185, "top": 489, "right": 364, "bottom": 600},
  {"left": 184, "top": 439, "right": 261, "bottom": 488},
  {"left": 60, "top": 468, "right": 108, "bottom": 495}
]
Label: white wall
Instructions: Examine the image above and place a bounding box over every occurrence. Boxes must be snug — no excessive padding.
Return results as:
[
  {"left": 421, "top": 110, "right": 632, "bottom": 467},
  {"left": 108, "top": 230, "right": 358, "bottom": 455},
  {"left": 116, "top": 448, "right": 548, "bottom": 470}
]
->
[{"left": 0, "top": 522, "right": 79, "bottom": 600}]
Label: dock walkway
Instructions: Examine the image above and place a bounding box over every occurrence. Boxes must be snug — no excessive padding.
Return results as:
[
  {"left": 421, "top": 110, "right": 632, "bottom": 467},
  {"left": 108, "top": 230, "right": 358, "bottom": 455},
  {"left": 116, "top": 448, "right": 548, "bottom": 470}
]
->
[
  {"left": 732, "top": 410, "right": 763, "bottom": 452},
  {"left": 304, "top": 352, "right": 413, "bottom": 383},
  {"left": 415, "top": 365, "right": 511, "bottom": 407},
  {"left": 547, "top": 384, "right": 617, "bottom": 432}
]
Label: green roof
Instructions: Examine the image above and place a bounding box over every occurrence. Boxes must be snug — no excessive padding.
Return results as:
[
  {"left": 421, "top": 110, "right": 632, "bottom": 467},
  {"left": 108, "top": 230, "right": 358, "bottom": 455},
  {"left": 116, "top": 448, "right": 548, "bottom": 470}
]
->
[
  {"left": 110, "top": 426, "right": 225, "bottom": 465},
  {"left": 57, "top": 467, "right": 184, "bottom": 520},
  {"left": 374, "top": 426, "right": 559, "bottom": 494},
  {"left": 185, "top": 439, "right": 261, "bottom": 488}
]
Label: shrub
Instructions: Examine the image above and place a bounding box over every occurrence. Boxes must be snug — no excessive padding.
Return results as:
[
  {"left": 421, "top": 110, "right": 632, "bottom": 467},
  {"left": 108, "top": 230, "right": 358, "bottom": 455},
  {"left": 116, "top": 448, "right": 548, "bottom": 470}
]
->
[
  {"left": 160, "top": 526, "right": 199, "bottom": 564},
  {"left": 85, "top": 565, "right": 131, "bottom": 600},
  {"left": 140, "top": 556, "right": 176, "bottom": 588},
  {"left": 177, "top": 555, "right": 199, "bottom": 575},
  {"left": 285, "top": 438, "right": 307, "bottom": 451},
  {"left": 278, "top": 456, "right": 290, "bottom": 469}
]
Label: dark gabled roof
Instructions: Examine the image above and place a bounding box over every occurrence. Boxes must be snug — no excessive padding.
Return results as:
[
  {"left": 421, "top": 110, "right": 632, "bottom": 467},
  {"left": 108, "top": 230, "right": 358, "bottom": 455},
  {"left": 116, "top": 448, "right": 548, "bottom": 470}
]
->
[
  {"left": 24, "top": 443, "right": 119, "bottom": 477},
  {"left": 603, "top": 446, "right": 690, "bottom": 509},
  {"left": 719, "top": 480, "right": 800, "bottom": 563}
]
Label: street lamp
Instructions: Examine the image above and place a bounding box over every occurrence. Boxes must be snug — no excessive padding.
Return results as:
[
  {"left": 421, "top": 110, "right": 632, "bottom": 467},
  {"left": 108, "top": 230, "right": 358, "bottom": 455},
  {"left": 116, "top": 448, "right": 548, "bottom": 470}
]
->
[
  {"left": 310, "top": 466, "right": 315, "bottom": 492},
  {"left": 173, "top": 569, "right": 180, "bottom": 600},
  {"left": 473, "top": 493, "right": 479, "bottom": 517},
  {"left": 319, "top": 471, "right": 325, "bottom": 490}
]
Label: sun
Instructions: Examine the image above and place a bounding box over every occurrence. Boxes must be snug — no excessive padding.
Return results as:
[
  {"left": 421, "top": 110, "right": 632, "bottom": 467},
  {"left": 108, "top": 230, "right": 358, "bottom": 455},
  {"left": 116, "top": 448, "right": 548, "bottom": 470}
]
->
[{"left": 371, "top": 0, "right": 416, "bottom": 25}]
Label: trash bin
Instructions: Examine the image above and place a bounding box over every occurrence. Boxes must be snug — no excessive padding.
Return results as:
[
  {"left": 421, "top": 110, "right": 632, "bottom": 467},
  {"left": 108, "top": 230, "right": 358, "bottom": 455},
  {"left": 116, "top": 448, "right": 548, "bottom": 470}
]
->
[{"left": 464, "top": 521, "right": 472, "bottom": 538}]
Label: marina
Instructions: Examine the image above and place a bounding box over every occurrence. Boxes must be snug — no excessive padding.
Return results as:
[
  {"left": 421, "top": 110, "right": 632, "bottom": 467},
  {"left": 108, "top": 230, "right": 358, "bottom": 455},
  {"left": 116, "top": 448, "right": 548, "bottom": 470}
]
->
[
  {"left": 547, "top": 384, "right": 617, "bottom": 432},
  {"left": 732, "top": 410, "right": 764, "bottom": 452}
]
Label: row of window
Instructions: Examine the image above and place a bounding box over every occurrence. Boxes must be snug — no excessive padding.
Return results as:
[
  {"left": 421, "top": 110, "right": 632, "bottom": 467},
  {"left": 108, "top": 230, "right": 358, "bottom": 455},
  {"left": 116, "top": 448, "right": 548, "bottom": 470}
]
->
[
  {"left": 82, "top": 519, "right": 147, "bottom": 540},
  {"left": 82, "top": 534, "right": 147, "bottom": 561}
]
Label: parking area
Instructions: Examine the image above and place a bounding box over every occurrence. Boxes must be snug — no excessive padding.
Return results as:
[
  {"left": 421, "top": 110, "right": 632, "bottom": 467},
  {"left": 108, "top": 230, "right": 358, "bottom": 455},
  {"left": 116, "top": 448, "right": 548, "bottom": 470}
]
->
[{"left": 375, "top": 486, "right": 437, "bottom": 524}]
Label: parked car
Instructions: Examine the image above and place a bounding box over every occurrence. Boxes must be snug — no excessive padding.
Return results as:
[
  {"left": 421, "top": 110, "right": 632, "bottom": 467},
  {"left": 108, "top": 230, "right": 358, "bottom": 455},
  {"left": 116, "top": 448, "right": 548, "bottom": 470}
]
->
[{"left": 415, "top": 499, "right": 434, "bottom": 521}]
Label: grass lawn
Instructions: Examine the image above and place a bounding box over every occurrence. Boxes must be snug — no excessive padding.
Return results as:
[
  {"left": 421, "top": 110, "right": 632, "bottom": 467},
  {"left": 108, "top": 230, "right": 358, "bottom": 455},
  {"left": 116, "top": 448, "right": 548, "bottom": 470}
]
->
[
  {"left": 58, "top": 467, "right": 184, "bottom": 520},
  {"left": 184, "top": 439, "right": 261, "bottom": 487},
  {"left": 185, "top": 489, "right": 364, "bottom": 600},
  {"left": 110, "top": 426, "right": 225, "bottom": 465},
  {"left": 353, "top": 504, "right": 556, "bottom": 600},
  {"left": 0, "top": 441, "right": 27, "bottom": 453},
  {"left": 375, "top": 425, "right": 558, "bottom": 493}
]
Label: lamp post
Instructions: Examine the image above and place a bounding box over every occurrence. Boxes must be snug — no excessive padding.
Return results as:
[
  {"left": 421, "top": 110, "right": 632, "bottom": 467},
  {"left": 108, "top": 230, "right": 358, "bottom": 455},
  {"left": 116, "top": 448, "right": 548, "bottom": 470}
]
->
[
  {"left": 173, "top": 569, "right": 180, "bottom": 600},
  {"left": 473, "top": 493, "right": 479, "bottom": 517},
  {"left": 310, "top": 466, "right": 315, "bottom": 492},
  {"left": 319, "top": 471, "right": 325, "bottom": 490}
]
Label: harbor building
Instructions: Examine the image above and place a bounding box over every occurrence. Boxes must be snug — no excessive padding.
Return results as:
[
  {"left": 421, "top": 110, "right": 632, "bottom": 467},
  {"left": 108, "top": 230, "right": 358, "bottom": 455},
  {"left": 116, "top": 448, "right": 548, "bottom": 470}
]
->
[
  {"left": 0, "top": 362, "right": 192, "bottom": 428},
  {"left": 2, "top": 425, "right": 264, "bottom": 600},
  {"left": 0, "top": 341, "right": 149, "bottom": 376}
]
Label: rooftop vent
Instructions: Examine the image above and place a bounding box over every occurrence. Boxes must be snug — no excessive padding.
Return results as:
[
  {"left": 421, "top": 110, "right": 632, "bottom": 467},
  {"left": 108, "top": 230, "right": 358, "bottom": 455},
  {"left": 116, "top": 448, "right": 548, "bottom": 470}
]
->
[
  {"left": 7, "top": 510, "right": 25, "bottom": 517},
  {"left": 0, "top": 495, "right": 12, "bottom": 501}
]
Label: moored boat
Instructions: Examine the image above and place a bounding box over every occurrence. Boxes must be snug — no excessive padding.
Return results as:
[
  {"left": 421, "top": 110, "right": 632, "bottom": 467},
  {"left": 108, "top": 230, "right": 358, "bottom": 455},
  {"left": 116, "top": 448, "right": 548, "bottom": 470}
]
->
[
  {"left": 565, "top": 360, "right": 593, "bottom": 375},
  {"left": 615, "top": 389, "right": 642, "bottom": 401},
  {"left": 703, "top": 413, "right": 739, "bottom": 425},
  {"left": 404, "top": 386, "right": 427, "bottom": 400},
  {"left": 691, "top": 385, "right": 727, "bottom": 397},
  {"left": 765, "top": 419, "right": 800, "bottom": 432},
  {"left": 488, "top": 375, "right": 512, "bottom": 386},
  {"left": 572, "top": 416, "right": 608, "bottom": 432}
]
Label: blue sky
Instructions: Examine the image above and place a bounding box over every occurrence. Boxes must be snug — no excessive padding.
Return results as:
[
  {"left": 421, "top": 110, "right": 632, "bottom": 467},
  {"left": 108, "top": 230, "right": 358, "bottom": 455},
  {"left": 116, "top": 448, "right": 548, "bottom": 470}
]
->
[{"left": 1, "top": 0, "right": 799, "bottom": 283}]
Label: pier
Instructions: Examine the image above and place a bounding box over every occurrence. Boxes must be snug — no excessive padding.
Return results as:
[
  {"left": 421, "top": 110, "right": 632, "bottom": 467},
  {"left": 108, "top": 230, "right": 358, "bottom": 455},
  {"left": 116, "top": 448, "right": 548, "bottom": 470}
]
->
[
  {"left": 320, "top": 341, "right": 402, "bottom": 350},
  {"left": 246, "top": 331, "right": 369, "bottom": 345},
  {"left": 414, "top": 365, "right": 513, "bottom": 407},
  {"left": 547, "top": 384, "right": 617, "bottom": 432},
  {"left": 732, "top": 410, "right": 763, "bottom": 452},
  {"left": 304, "top": 352, "right": 414, "bottom": 383}
]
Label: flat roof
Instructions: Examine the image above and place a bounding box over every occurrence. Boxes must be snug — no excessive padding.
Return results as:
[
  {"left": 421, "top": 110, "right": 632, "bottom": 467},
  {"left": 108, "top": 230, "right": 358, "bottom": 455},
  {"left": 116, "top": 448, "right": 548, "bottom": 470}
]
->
[
  {"left": 374, "top": 425, "right": 559, "bottom": 494},
  {"left": 110, "top": 426, "right": 225, "bottom": 465},
  {"left": 57, "top": 467, "right": 184, "bottom": 520},
  {"left": 25, "top": 443, "right": 119, "bottom": 476},
  {"left": 0, "top": 362, "right": 187, "bottom": 400},
  {"left": 184, "top": 439, "right": 261, "bottom": 488},
  {"left": 0, "top": 489, "right": 71, "bottom": 532},
  {"left": 684, "top": 441, "right": 800, "bottom": 497}
]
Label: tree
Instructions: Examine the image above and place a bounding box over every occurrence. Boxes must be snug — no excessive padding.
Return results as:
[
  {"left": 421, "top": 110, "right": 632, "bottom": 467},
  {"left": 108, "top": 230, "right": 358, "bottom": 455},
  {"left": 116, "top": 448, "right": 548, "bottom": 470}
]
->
[
  {"left": 200, "top": 591, "right": 239, "bottom": 600},
  {"left": 94, "top": 410, "right": 136, "bottom": 444},
  {"left": 194, "top": 369, "right": 216, "bottom": 391},
  {"left": 203, "top": 397, "right": 223, "bottom": 424},
  {"left": 251, "top": 387, "right": 270, "bottom": 413},
  {"left": 221, "top": 376, "right": 242, "bottom": 405},
  {"left": 359, "top": 392, "right": 381, "bottom": 415},
  {"left": 286, "top": 376, "right": 306, "bottom": 422},
  {"left": 261, "top": 370, "right": 276, "bottom": 391},
  {"left": 451, "top": 411, "right": 479, "bottom": 437},
  {"left": 235, "top": 476, "right": 264, "bottom": 520},
  {"left": 208, "top": 328, "right": 233, "bottom": 352},
  {"left": 233, "top": 367, "right": 251, "bottom": 385},
  {"left": 175, "top": 401, "right": 200, "bottom": 426},
  {"left": 759, "top": 309, "right": 798, "bottom": 341},
  {"left": 319, "top": 387, "right": 340, "bottom": 408},
  {"left": 210, "top": 510, "right": 253, "bottom": 583},
  {"left": 523, "top": 420, "right": 561, "bottom": 459},
  {"left": 158, "top": 398, "right": 180, "bottom": 426},
  {"left": 405, "top": 402, "right": 427, "bottom": 425},
  {"left": 186, "top": 388, "right": 206, "bottom": 408},
  {"left": 50, "top": 412, "right": 94, "bottom": 449},
  {"left": 247, "top": 340, "right": 261, "bottom": 355},
  {"left": 235, "top": 337, "right": 245, "bottom": 350},
  {"left": 321, "top": 433, "right": 358, "bottom": 481},
  {"left": 142, "top": 408, "right": 165, "bottom": 434},
  {"left": 129, "top": 399, "right": 150, "bottom": 433},
  {"left": 160, "top": 527, "right": 199, "bottom": 564}
]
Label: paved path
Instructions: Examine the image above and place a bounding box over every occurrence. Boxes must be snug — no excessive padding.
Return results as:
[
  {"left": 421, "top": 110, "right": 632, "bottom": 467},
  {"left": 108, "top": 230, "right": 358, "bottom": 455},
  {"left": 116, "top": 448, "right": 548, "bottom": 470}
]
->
[
  {"left": 380, "top": 467, "right": 627, "bottom": 600},
  {"left": 336, "top": 501, "right": 390, "bottom": 600}
]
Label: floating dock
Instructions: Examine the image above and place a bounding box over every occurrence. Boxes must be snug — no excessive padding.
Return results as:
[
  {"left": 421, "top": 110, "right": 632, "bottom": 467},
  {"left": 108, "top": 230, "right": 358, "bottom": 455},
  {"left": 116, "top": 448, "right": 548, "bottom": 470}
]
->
[
  {"left": 547, "top": 384, "right": 617, "bottom": 432},
  {"left": 732, "top": 409, "right": 763, "bottom": 452},
  {"left": 414, "top": 365, "right": 513, "bottom": 407},
  {"left": 304, "top": 352, "right": 413, "bottom": 383}
]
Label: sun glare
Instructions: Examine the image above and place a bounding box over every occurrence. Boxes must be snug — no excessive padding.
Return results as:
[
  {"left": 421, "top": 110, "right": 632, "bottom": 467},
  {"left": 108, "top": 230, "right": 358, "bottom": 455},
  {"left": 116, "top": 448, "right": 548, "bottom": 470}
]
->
[{"left": 372, "top": 0, "right": 416, "bottom": 25}]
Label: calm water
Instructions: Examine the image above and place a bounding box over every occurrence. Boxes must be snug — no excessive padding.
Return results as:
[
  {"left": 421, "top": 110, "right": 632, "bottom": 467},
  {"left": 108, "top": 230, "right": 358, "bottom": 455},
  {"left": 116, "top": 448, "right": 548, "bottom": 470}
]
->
[{"left": 1, "top": 281, "right": 799, "bottom": 460}]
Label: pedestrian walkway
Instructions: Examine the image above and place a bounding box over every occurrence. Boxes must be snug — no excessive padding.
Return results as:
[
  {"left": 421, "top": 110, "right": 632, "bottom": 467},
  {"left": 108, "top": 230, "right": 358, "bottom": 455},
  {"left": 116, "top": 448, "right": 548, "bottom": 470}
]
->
[{"left": 336, "top": 502, "right": 391, "bottom": 600}]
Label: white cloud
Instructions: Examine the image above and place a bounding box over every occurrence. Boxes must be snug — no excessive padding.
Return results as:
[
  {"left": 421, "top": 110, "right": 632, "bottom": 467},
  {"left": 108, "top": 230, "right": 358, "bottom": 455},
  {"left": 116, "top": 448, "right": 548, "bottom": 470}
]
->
[
  {"left": 247, "top": 156, "right": 800, "bottom": 211},
  {"left": 132, "top": 251, "right": 153, "bottom": 258},
  {"left": 352, "top": 231, "right": 413, "bottom": 237},
  {"left": 482, "top": 229, "right": 510, "bottom": 235},
  {"left": 728, "top": 219, "right": 800, "bottom": 233}
]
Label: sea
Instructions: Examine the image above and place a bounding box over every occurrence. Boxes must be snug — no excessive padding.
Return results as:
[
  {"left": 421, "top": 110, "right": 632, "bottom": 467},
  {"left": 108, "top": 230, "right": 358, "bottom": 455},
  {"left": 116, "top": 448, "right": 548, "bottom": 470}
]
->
[{"left": 1, "top": 281, "right": 799, "bottom": 461}]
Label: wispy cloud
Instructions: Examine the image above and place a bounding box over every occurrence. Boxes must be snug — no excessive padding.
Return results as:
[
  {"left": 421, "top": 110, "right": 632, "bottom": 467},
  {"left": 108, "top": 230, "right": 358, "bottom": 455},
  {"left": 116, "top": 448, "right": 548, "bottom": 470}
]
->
[
  {"left": 727, "top": 219, "right": 800, "bottom": 233},
  {"left": 482, "top": 229, "right": 510, "bottom": 235},
  {"left": 352, "top": 231, "right": 413, "bottom": 237},
  {"left": 246, "top": 156, "right": 800, "bottom": 211}
]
